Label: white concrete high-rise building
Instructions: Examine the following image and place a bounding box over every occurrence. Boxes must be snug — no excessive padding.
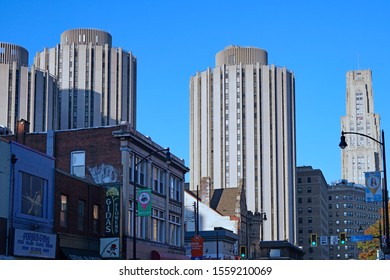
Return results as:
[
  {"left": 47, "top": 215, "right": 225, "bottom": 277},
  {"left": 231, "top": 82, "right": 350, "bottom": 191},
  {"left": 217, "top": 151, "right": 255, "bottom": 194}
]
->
[
  {"left": 341, "top": 70, "right": 381, "bottom": 185},
  {"left": 34, "top": 28, "right": 137, "bottom": 130},
  {"left": 0, "top": 42, "right": 57, "bottom": 133},
  {"left": 189, "top": 46, "right": 296, "bottom": 242}
]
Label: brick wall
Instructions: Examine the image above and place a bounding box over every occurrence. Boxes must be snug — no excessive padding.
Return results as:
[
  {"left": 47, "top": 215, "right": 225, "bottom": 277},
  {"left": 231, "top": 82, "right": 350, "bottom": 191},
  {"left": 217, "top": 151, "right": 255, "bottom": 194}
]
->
[{"left": 55, "top": 170, "right": 106, "bottom": 238}]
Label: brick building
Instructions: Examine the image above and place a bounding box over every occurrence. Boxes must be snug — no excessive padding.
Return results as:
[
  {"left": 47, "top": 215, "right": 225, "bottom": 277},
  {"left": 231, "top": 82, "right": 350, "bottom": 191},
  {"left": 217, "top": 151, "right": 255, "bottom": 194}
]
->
[
  {"left": 55, "top": 170, "right": 105, "bottom": 259},
  {"left": 4, "top": 121, "right": 189, "bottom": 259}
]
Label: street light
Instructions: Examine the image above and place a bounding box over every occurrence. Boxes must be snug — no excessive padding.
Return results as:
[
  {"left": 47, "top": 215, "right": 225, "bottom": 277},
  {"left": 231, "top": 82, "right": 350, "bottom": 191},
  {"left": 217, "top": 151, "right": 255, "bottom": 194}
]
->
[
  {"left": 132, "top": 148, "right": 171, "bottom": 260},
  {"left": 339, "top": 130, "right": 389, "bottom": 253}
]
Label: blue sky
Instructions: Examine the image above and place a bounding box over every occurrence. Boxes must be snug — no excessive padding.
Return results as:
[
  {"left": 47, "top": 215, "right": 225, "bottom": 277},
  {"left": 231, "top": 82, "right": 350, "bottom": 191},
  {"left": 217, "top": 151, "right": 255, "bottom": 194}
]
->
[{"left": 1, "top": 0, "right": 389, "bottom": 183}]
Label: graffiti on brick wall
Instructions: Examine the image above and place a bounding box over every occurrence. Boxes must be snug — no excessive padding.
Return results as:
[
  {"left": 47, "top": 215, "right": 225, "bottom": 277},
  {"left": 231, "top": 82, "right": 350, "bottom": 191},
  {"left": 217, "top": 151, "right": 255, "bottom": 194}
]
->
[{"left": 88, "top": 163, "right": 118, "bottom": 184}]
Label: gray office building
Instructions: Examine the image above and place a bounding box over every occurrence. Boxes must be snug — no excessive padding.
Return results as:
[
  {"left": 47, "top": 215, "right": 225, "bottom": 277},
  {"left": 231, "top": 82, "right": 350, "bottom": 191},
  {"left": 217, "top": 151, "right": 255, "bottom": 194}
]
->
[
  {"left": 328, "top": 180, "right": 381, "bottom": 260},
  {"left": 296, "top": 166, "right": 329, "bottom": 260},
  {"left": 297, "top": 166, "right": 381, "bottom": 260}
]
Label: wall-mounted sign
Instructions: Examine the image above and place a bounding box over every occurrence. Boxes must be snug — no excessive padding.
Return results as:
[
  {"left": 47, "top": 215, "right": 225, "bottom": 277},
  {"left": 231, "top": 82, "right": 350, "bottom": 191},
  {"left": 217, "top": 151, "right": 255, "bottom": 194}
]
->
[
  {"left": 100, "top": 237, "right": 119, "bottom": 258},
  {"left": 105, "top": 184, "right": 120, "bottom": 236},
  {"left": 13, "top": 229, "right": 56, "bottom": 259}
]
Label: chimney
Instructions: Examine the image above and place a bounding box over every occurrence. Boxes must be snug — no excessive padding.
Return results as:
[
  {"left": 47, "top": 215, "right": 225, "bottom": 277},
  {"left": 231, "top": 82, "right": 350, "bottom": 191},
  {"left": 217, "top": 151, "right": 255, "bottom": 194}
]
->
[
  {"left": 16, "top": 119, "right": 30, "bottom": 145},
  {"left": 200, "top": 177, "right": 212, "bottom": 206}
]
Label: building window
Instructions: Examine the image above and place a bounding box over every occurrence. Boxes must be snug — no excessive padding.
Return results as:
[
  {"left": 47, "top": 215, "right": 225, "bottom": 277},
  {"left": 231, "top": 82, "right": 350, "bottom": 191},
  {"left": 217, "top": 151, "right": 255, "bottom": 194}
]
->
[
  {"left": 135, "top": 157, "right": 146, "bottom": 186},
  {"left": 152, "top": 166, "right": 165, "bottom": 194},
  {"left": 137, "top": 216, "right": 147, "bottom": 239},
  {"left": 170, "top": 176, "right": 182, "bottom": 201},
  {"left": 130, "top": 200, "right": 147, "bottom": 239},
  {"left": 78, "top": 200, "right": 85, "bottom": 231},
  {"left": 169, "top": 214, "right": 181, "bottom": 246},
  {"left": 151, "top": 209, "right": 165, "bottom": 243},
  {"left": 307, "top": 187, "right": 312, "bottom": 193},
  {"left": 21, "top": 172, "right": 45, "bottom": 218},
  {"left": 128, "top": 200, "right": 133, "bottom": 236},
  {"left": 71, "top": 151, "right": 85, "bottom": 177},
  {"left": 60, "top": 195, "right": 68, "bottom": 227},
  {"left": 93, "top": 204, "right": 99, "bottom": 234}
]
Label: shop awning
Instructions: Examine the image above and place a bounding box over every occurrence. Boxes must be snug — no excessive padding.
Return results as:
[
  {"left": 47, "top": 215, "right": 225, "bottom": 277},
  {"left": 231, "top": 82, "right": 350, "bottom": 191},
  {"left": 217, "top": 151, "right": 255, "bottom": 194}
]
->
[
  {"left": 151, "top": 250, "right": 190, "bottom": 260},
  {"left": 61, "top": 248, "right": 102, "bottom": 260}
]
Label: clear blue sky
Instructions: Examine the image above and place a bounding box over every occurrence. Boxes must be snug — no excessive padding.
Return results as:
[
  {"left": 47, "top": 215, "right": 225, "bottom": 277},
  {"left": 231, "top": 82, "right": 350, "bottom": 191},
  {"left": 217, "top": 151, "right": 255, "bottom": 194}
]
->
[{"left": 1, "top": 0, "right": 389, "bottom": 184}]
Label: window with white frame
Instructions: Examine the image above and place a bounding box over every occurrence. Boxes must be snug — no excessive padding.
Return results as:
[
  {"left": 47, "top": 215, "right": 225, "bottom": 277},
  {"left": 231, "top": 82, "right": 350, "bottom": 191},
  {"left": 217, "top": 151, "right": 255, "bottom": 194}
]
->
[
  {"left": 169, "top": 214, "right": 181, "bottom": 246},
  {"left": 135, "top": 156, "right": 146, "bottom": 186},
  {"left": 151, "top": 209, "right": 165, "bottom": 243},
  {"left": 169, "top": 176, "right": 182, "bottom": 201},
  {"left": 152, "top": 166, "right": 165, "bottom": 194},
  {"left": 159, "top": 170, "right": 165, "bottom": 194},
  {"left": 128, "top": 200, "right": 134, "bottom": 236},
  {"left": 71, "top": 151, "right": 85, "bottom": 177},
  {"left": 137, "top": 216, "right": 147, "bottom": 239},
  {"left": 129, "top": 200, "right": 147, "bottom": 239}
]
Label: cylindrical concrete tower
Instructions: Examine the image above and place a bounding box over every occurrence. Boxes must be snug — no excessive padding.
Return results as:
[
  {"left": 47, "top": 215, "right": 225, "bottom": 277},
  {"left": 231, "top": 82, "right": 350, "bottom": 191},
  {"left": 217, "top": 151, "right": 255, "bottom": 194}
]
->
[
  {"left": 34, "top": 28, "right": 137, "bottom": 130},
  {"left": 0, "top": 42, "right": 28, "bottom": 66},
  {"left": 190, "top": 45, "right": 296, "bottom": 243},
  {"left": 60, "top": 28, "right": 112, "bottom": 47},
  {"left": 215, "top": 45, "right": 268, "bottom": 66}
]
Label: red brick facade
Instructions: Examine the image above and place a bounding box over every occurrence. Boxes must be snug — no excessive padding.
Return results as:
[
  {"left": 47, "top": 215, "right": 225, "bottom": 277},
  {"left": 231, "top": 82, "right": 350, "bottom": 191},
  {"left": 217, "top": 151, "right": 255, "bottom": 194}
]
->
[{"left": 55, "top": 170, "right": 105, "bottom": 238}]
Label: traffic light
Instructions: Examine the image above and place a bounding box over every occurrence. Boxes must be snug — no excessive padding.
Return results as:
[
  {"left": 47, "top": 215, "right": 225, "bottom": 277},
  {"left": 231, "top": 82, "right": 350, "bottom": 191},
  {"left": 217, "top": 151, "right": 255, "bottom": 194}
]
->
[
  {"left": 339, "top": 232, "right": 347, "bottom": 245},
  {"left": 239, "top": 246, "right": 247, "bottom": 258},
  {"left": 310, "top": 234, "right": 317, "bottom": 247}
]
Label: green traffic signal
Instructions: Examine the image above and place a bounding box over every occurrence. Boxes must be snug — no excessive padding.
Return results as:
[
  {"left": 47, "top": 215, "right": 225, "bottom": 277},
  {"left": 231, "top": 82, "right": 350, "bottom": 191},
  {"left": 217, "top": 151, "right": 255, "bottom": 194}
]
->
[
  {"left": 240, "top": 246, "right": 247, "bottom": 258},
  {"left": 310, "top": 234, "right": 317, "bottom": 247},
  {"left": 340, "top": 232, "right": 346, "bottom": 245}
]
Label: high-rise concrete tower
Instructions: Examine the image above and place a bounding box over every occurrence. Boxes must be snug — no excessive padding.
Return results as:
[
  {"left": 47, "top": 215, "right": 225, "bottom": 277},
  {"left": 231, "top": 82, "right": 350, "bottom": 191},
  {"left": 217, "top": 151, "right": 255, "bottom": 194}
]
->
[
  {"left": 341, "top": 70, "right": 381, "bottom": 185},
  {"left": 34, "top": 28, "right": 137, "bottom": 130},
  {"left": 0, "top": 42, "right": 57, "bottom": 133},
  {"left": 189, "top": 46, "right": 296, "bottom": 242}
]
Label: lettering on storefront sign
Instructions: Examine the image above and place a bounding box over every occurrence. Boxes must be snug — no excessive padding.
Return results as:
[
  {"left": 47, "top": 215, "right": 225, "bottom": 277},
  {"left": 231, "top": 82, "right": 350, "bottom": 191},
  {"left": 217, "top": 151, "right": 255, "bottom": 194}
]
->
[{"left": 105, "top": 185, "right": 120, "bottom": 236}]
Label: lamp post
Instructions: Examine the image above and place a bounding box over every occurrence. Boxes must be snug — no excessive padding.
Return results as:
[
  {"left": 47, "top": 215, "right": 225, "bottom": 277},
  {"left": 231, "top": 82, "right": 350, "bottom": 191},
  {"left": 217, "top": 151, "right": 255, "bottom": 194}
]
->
[
  {"left": 339, "top": 130, "right": 389, "bottom": 254},
  {"left": 132, "top": 148, "right": 171, "bottom": 260}
]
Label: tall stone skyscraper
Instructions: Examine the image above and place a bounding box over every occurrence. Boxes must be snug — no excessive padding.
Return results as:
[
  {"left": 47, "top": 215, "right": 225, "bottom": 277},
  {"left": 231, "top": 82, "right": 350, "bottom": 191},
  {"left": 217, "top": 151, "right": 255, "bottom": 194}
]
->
[
  {"left": 189, "top": 46, "right": 296, "bottom": 242},
  {"left": 34, "top": 28, "right": 137, "bottom": 130},
  {"left": 341, "top": 70, "right": 381, "bottom": 185}
]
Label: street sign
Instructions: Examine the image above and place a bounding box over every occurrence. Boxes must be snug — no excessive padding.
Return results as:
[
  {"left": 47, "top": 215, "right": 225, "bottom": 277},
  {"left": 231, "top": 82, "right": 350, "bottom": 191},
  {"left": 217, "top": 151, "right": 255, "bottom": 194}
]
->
[
  {"left": 330, "top": 235, "right": 339, "bottom": 245},
  {"left": 191, "top": 234, "right": 204, "bottom": 258},
  {"left": 351, "top": 235, "right": 373, "bottom": 242},
  {"left": 319, "top": 236, "right": 328, "bottom": 245}
]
